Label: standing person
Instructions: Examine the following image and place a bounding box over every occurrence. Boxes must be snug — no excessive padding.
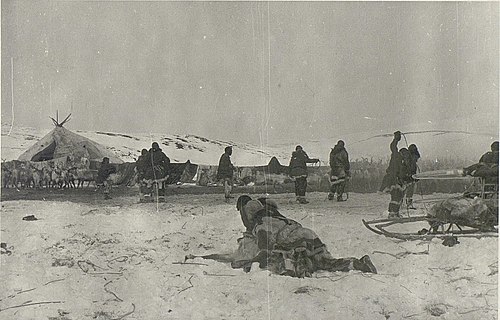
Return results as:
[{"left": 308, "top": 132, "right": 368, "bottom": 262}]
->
[
  {"left": 404, "top": 144, "right": 421, "bottom": 209},
  {"left": 148, "top": 142, "right": 170, "bottom": 180},
  {"left": 328, "top": 140, "right": 351, "bottom": 201},
  {"left": 379, "top": 131, "right": 412, "bottom": 218},
  {"left": 217, "top": 146, "right": 236, "bottom": 202},
  {"left": 379, "top": 131, "right": 402, "bottom": 193},
  {"left": 136, "top": 149, "right": 149, "bottom": 180},
  {"left": 148, "top": 142, "right": 170, "bottom": 201},
  {"left": 136, "top": 149, "right": 150, "bottom": 202},
  {"left": 96, "top": 157, "right": 117, "bottom": 200},
  {"left": 289, "top": 145, "right": 319, "bottom": 204}
]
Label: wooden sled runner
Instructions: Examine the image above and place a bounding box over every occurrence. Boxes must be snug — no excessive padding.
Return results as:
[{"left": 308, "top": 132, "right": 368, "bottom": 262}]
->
[{"left": 362, "top": 216, "right": 498, "bottom": 241}]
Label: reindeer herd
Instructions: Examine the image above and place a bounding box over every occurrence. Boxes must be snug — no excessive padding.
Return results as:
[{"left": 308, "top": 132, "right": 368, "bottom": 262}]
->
[{"left": 1, "top": 159, "right": 98, "bottom": 190}]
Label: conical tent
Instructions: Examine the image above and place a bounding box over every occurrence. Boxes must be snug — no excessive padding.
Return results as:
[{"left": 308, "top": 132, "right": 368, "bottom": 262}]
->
[{"left": 18, "top": 126, "right": 123, "bottom": 163}]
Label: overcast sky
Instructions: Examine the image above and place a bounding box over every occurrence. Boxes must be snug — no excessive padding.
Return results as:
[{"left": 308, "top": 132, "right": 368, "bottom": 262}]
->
[{"left": 1, "top": 1, "right": 498, "bottom": 146}]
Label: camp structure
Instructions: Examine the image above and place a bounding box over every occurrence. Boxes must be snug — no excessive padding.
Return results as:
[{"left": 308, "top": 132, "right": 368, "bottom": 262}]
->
[{"left": 17, "top": 114, "right": 123, "bottom": 164}]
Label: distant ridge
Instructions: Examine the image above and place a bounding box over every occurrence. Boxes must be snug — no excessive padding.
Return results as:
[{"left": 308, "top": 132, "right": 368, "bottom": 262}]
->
[{"left": 1, "top": 124, "right": 497, "bottom": 165}]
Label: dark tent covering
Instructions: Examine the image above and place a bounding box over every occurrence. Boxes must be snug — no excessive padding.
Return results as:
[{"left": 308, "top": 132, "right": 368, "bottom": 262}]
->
[
  {"left": 31, "top": 141, "right": 57, "bottom": 162},
  {"left": 267, "top": 157, "right": 289, "bottom": 175},
  {"left": 116, "top": 162, "right": 139, "bottom": 186},
  {"left": 166, "top": 161, "right": 198, "bottom": 184},
  {"left": 251, "top": 157, "right": 289, "bottom": 175},
  {"left": 103, "top": 161, "right": 199, "bottom": 186},
  {"left": 110, "top": 161, "right": 199, "bottom": 186},
  {"left": 179, "top": 161, "right": 198, "bottom": 183},
  {"left": 88, "top": 162, "right": 137, "bottom": 186}
]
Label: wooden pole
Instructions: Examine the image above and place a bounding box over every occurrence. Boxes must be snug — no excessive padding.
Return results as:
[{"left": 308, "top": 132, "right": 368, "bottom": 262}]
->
[
  {"left": 8, "top": 57, "right": 14, "bottom": 135},
  {"left": 49, "top": 81, "right": 52, "bottom": 115}
]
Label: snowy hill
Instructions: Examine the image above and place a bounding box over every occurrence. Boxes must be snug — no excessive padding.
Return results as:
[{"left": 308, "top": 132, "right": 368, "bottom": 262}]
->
[
  {"left": 0, "top": 124, "right": 289, "bottom": 166},
  {"left": 1, "top": 123, "right": 497, "bottom": 166}
]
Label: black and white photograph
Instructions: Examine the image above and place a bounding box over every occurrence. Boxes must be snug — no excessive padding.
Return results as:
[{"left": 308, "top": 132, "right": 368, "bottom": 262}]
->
[{"left": 1, "top": 1, "right": 498, "bottom": 319}]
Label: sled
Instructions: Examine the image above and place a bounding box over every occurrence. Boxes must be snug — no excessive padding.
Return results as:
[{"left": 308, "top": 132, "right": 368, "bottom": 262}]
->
[
  {"left": 362, "top": 216, "right": 498, "bottom": 241},
  {"left": 363, "top": 170, "right": 498, "bottom": 241}
]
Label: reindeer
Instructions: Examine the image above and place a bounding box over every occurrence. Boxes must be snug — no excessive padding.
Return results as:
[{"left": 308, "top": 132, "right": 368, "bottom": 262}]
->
[
  {"left": 1, "top": 165, "right": 12, "bottom": 189},
  {"left": 63, "top": 168, "right": 77, "bottom": 188},
  {"left": 75, "top": 169, "right": 98, "bottom": 188},
  {"left": 51, "top": 166, "right": 64, "bottom": 188},
  {"left": 10, "top": 165, "right": 19, "bottom": 188},
  {"left": 41, "top": 167, "right": 52, "bottom": 188},
  {"left": 32, "top": 167, "right": 42, "bottom": 188},
  {"left": 18, "top": 163, "right": 34, "bottom": 188}
]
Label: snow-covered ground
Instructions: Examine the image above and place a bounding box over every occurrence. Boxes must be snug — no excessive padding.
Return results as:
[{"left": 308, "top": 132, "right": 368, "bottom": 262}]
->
[{"left": 0, "top": 192, "right": 497, "bottom": 319}]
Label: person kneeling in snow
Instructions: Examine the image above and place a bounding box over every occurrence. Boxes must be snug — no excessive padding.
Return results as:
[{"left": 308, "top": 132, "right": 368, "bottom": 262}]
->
[{"left": 186, "top": 195, "right": 377, "bottom": 277}]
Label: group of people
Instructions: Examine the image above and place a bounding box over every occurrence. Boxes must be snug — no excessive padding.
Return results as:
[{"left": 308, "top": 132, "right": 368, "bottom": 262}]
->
[
  {"left": 115, "top": 135, "right": 497, "bottom": 223},
  {"left": 96, "top": 141, "right": 172, "bottom": 201},
  {"left": 215, "top": 133, "right": 424, "bottom": 220},
  {"left": 191, "top": 143, "right": 380, "bottom": 277},
  {"left": 378, "top": 132, "right": 499, "bottom": 219},
  {"left": 136, "top": 142, "right": 171, "bottom": 180},
  {"left": 188, "top": 136, "right": 498, "bottom": 278},
  {"left": 216, "top": 143, "right": 350, "bottom": 205},
  {"left": 287, "top": 136, "right": 421, "bottom": 217},
  {"left": 135, "top": 142, "right": 171, "bottom": 201},
  {"left": 97, "top": 135, "right": 497, "bottom": 279},
  {"left": 379, "top": 131, "right": 421, "bottom": 218}
]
